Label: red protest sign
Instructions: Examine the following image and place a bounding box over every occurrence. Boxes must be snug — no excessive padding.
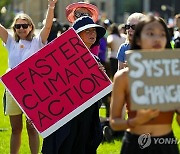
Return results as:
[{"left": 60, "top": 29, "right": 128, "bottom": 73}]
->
[{"left": 1, "top": 28, "right": 112, "bottom": 138}]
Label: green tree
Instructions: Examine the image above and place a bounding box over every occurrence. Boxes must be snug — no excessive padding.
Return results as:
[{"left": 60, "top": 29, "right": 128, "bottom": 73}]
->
[
  {"left": 0, "top": 0, "right": 13, "bottom": 28},
  {"left": 124, "top": 0, "right": 141, "bottom": 13},
  {"left": 0, "top": 0, "right": 12, "bottom": 10}
]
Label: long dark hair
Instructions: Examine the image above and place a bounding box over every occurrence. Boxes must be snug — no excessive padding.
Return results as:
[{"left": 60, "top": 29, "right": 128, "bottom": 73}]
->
[{"left": 131, "top": 15, "right": 171, "bottom": 49}]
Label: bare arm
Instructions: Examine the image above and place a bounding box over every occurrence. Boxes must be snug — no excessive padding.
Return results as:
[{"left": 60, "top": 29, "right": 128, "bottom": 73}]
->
[
  {"left": 118, "top": 61, "right": 124, "bottom": 70},
  {"left": 110, "top": 69, "right": 129, "bottom": 131},
  {"left": 118, "top": 60, "right": 128, "bottom": 70},
  {"left": 110, "top": 68, "right": 160, "bottom": 131},
  {"left": 0, "top": 24, "right": 8, "bottom": 43},
  {"left": 107, "top": 38, "right": 112, "bottom": 49},
  {"left": 40, "top": 0, "right": 57, "bottom": 44}
]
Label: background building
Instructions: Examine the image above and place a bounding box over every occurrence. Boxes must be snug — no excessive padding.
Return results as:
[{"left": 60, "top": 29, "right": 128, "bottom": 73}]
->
[{"left": 0, "top": 0, "right": 179, "bottom": 28}]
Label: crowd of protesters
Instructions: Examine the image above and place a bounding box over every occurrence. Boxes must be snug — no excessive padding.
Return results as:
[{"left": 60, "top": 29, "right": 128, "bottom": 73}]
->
[{"left": 0, "top": 1, "right": 180, "bottom": 154}]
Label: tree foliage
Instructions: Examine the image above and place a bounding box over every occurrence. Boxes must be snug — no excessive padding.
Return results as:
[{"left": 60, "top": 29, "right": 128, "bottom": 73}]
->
[
  {"left": 0, "top": 0, "right": 13, "bottom": 28},
  {"left": 0, "top": 0, "right": 12, "bottom": 10},
  {"left": 124, "top": 0, "right": 141, "bottom": 13}
]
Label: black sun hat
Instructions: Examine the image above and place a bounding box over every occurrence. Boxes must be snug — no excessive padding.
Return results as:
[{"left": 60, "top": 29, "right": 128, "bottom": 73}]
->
[{"left": 72, "top": 16, "right": 106, "bottom": 44}]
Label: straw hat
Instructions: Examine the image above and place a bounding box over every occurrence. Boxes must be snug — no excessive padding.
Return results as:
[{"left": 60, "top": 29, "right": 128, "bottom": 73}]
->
[{"left": 66, "top": 2, "right": 99, "bottom": 23}]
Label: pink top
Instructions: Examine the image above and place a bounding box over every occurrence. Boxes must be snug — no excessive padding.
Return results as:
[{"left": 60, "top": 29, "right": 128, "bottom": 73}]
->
[{"left": 90, "top": 45, "right": 99, "bottom": 56}]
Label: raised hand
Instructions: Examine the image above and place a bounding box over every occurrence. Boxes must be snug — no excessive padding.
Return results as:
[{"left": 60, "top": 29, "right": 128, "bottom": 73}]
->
[{"left": 48, "top": 0, "right": 58, "bottom": 7}]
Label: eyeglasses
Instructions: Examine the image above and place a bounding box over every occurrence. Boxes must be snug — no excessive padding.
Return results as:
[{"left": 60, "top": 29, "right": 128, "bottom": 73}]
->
[
  {"left": 14, "top": 24, "right": 29, "bottom": 29},
  {"left": 74, "top": 12, "right": 90, "bottom": 19},
  {"left": 125, "top": 24, "right": 136, "bottom": 30}
]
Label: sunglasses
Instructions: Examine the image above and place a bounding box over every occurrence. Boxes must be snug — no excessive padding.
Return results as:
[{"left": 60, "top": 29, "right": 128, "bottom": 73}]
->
[
  {"left": 14, "top": 24, "right": 29, "bottom": 29},
  {"left": 125, "top": 24, "right": 136, "bottom": 30},
  {"left": 74, "top": 12, "right": 90, "bottom": 18}
]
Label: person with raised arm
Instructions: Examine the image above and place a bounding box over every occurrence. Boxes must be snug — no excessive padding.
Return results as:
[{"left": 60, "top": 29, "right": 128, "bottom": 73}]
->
[{"left": 0, "top": 0, "right": 57, "bottom": 153}]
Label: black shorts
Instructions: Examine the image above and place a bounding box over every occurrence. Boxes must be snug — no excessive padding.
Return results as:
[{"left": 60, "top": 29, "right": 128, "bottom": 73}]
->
[{"left": 120, "top": 131, "right": 179, "bottom": 154}]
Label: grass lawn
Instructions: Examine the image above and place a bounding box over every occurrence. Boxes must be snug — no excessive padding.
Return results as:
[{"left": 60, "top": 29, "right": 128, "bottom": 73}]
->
[{"left": 0, "top": 39, "right": 179, "bottom": 153}]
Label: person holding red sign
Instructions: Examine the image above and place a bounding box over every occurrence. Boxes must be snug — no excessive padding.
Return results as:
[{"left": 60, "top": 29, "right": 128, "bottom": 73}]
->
[
  {"left": 110, "top": 15, "right": 180, "bottom": 154},
  {"left": 66, "top": 2, "right": 113, "bottom": 141},
  {"left": 41, "top": 16, "right": 106, "bottom": 154},
  {"left": 0, "top": 0, "right": 57, "bottom": 153}
]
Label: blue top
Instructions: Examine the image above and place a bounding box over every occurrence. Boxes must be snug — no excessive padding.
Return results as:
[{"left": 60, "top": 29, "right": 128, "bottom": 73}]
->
[{"left": 116, "top": 43, "right": 130, "bottom": 63}]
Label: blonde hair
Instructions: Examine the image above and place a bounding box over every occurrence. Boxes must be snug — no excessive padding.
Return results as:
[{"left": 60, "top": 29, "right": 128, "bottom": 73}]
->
[
  {"left": 11, "top": 13, "right": 35, "bottom": 42},
  {"left": 127, "top": 12, "right": 145, "bottom": 23}
]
